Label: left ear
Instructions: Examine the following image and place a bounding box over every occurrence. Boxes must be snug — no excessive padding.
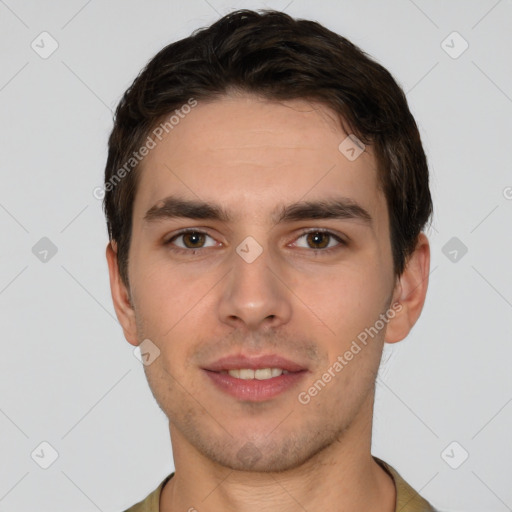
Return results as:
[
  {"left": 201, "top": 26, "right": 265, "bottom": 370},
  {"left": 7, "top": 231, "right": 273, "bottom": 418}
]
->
[{"left": 385, "top": 233, "right": 430, "bottom": 344}]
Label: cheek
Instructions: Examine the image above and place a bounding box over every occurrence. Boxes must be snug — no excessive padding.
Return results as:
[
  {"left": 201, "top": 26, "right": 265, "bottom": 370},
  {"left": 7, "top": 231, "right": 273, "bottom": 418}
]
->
[
  {"left": 130, "top": 248, "right": 196, "bottom": 322},
  {"left": 130, "top": 257, "right": 216, "bottom": 367},
  {"left": 305, "top": 259, "right": 391, "bottom": 346}
]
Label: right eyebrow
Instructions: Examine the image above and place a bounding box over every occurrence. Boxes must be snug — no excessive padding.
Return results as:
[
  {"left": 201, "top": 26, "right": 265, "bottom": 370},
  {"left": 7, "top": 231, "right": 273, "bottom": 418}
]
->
[{"left": 144, "top": 196, "right": 232, "bottom": 223}]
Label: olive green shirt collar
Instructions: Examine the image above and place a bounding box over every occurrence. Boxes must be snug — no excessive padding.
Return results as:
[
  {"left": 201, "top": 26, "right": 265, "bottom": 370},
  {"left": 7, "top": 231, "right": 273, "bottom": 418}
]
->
[{"left": 124, "top": 456, "right": 437, "bottom": 512}]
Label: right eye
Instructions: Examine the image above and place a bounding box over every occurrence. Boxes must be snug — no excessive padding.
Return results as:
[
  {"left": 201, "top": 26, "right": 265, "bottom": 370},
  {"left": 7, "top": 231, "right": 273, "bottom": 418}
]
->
[{"left": 164, "top": 229, "right": 219, "bottom": 252}]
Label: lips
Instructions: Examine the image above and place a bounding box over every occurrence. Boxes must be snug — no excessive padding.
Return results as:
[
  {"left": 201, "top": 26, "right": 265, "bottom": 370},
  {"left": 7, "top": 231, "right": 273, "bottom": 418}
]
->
[
  {"left": 203, "top": 354, "right": 307, "bottom": 373},
  {"left": 202, "top": 354, "right": 309, "bottom": 401}
]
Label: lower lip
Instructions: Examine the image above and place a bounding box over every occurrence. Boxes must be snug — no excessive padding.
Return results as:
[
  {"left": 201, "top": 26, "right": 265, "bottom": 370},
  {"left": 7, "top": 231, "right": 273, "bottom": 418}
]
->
[{"left": 203, "top": 369, "right": 308, "bottom": 402}]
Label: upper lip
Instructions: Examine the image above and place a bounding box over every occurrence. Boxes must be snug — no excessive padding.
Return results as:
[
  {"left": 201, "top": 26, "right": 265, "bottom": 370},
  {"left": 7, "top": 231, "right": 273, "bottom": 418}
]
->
[{"left": 203, "top": 354, "right": 307, "bottom": 372}]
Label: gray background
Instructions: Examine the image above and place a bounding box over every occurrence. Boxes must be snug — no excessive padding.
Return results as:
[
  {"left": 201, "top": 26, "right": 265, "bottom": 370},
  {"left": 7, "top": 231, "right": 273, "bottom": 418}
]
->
[{"left": 1, "top": 0, "right": 511, "bottom": 511}]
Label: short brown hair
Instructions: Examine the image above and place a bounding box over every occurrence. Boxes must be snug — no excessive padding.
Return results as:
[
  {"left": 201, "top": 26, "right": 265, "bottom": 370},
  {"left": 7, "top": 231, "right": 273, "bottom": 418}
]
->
[{"left": 103, "top": 9, "right": 432, "bottom": 287}]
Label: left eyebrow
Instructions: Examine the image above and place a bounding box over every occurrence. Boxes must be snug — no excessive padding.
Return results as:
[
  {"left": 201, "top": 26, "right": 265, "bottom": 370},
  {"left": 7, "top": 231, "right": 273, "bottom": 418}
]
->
[
  {"left": 273, "top": 198, "right": 373, "bottom": 226},
  {"left": 143, "top": 195, "right": 373, "bottom": 227}
]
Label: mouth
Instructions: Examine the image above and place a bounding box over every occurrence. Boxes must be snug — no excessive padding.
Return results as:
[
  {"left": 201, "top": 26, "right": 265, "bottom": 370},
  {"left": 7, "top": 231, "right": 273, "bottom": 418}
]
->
[
  {"left": 203, "top": 353, "right": 307, "bottom": 373},
  {"left": 202, "top": 354, "right": 308, "bottom": 401},
  {"left": 218, "top": 367, "right": 292, "bottom": 379}
]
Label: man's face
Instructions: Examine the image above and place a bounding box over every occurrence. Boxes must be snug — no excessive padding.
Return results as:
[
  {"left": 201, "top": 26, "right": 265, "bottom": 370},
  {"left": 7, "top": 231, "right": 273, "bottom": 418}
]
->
[{"left": 122, "top": 94, "right": 399, "bottom": 471}]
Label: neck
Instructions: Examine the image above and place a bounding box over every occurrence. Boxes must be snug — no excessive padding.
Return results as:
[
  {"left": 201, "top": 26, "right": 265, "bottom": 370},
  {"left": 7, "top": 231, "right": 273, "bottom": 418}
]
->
[{"left": 160, "top": 394, "right": 395, "bottom": 512}]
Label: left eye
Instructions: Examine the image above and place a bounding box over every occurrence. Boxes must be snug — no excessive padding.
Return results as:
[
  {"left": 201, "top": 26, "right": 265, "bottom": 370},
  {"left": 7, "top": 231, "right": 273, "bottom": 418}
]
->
[{"left": 293, "top": 230, "right": 344, "bottom": 250}]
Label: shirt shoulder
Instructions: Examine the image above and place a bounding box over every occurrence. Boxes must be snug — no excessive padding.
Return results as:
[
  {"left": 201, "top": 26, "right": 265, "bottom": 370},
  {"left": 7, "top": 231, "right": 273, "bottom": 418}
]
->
[
  {"left": 123, "top": 473, "right": 174, "bottom": 512},
  {"left": 374, "top": 456, "right": 439, "bottom": 512}
]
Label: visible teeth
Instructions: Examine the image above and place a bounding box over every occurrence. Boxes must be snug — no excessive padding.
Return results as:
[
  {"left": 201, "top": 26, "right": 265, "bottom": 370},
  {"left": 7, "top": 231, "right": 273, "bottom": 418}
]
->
[
  {"left": 226, "top": 368, "right": 289, "bottom": 380},
  {"left": 238, "top": 369, "right": 253, "bottom": 379},
  {"left": 255, "top": 368, "right": 272, "bottom": 380}
]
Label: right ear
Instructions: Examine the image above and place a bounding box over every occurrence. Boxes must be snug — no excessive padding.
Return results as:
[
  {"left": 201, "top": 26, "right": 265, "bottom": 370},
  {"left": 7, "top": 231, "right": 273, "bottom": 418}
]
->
[{"left": 106, "top": 241, "right": 139, "bottom": 346}]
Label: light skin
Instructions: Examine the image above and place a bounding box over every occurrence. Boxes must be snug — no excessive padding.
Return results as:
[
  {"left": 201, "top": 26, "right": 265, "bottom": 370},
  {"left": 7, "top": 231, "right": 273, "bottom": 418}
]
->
[{"left": 107, "top": 93, "right": 430, "bottom": 511}]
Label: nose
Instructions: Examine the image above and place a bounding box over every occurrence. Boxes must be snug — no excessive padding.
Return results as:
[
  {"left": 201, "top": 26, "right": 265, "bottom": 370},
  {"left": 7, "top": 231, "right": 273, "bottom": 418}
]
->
[{"left": 217, "top": 241, "right": 293, "bottom": 331}]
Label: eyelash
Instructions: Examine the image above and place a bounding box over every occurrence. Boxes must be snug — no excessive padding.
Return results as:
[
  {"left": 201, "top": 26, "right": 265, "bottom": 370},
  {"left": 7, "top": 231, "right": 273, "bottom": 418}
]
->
[{"left": 163, "top": 228, "right": 347, "bottom": 255}]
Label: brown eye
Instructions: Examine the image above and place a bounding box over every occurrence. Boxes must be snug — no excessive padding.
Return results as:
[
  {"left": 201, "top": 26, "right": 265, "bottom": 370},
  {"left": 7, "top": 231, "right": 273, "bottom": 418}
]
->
[
  {"left": 165, "top": 230, "right": 217, "bottom": 251},
  {"left": 293, "top": 230, "right": 346, "bottom": 252},
  {"left": 306, "top": 232, "right": 330, "bottom": 249},
  {"left": 181, "top": 232, "right": 206, "bottom": 248}
]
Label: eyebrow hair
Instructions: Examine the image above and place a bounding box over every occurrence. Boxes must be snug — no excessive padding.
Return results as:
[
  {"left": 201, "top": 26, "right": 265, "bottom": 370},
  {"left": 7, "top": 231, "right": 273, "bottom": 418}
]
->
[{"left": 144, "top": 195, "right": 372, "bottom": 226}]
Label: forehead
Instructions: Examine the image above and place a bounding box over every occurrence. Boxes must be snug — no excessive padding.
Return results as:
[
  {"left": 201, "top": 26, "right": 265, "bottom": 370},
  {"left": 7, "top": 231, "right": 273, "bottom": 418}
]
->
[{"left": 133, "top": 94, "right": 386, "bottom": 226}]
